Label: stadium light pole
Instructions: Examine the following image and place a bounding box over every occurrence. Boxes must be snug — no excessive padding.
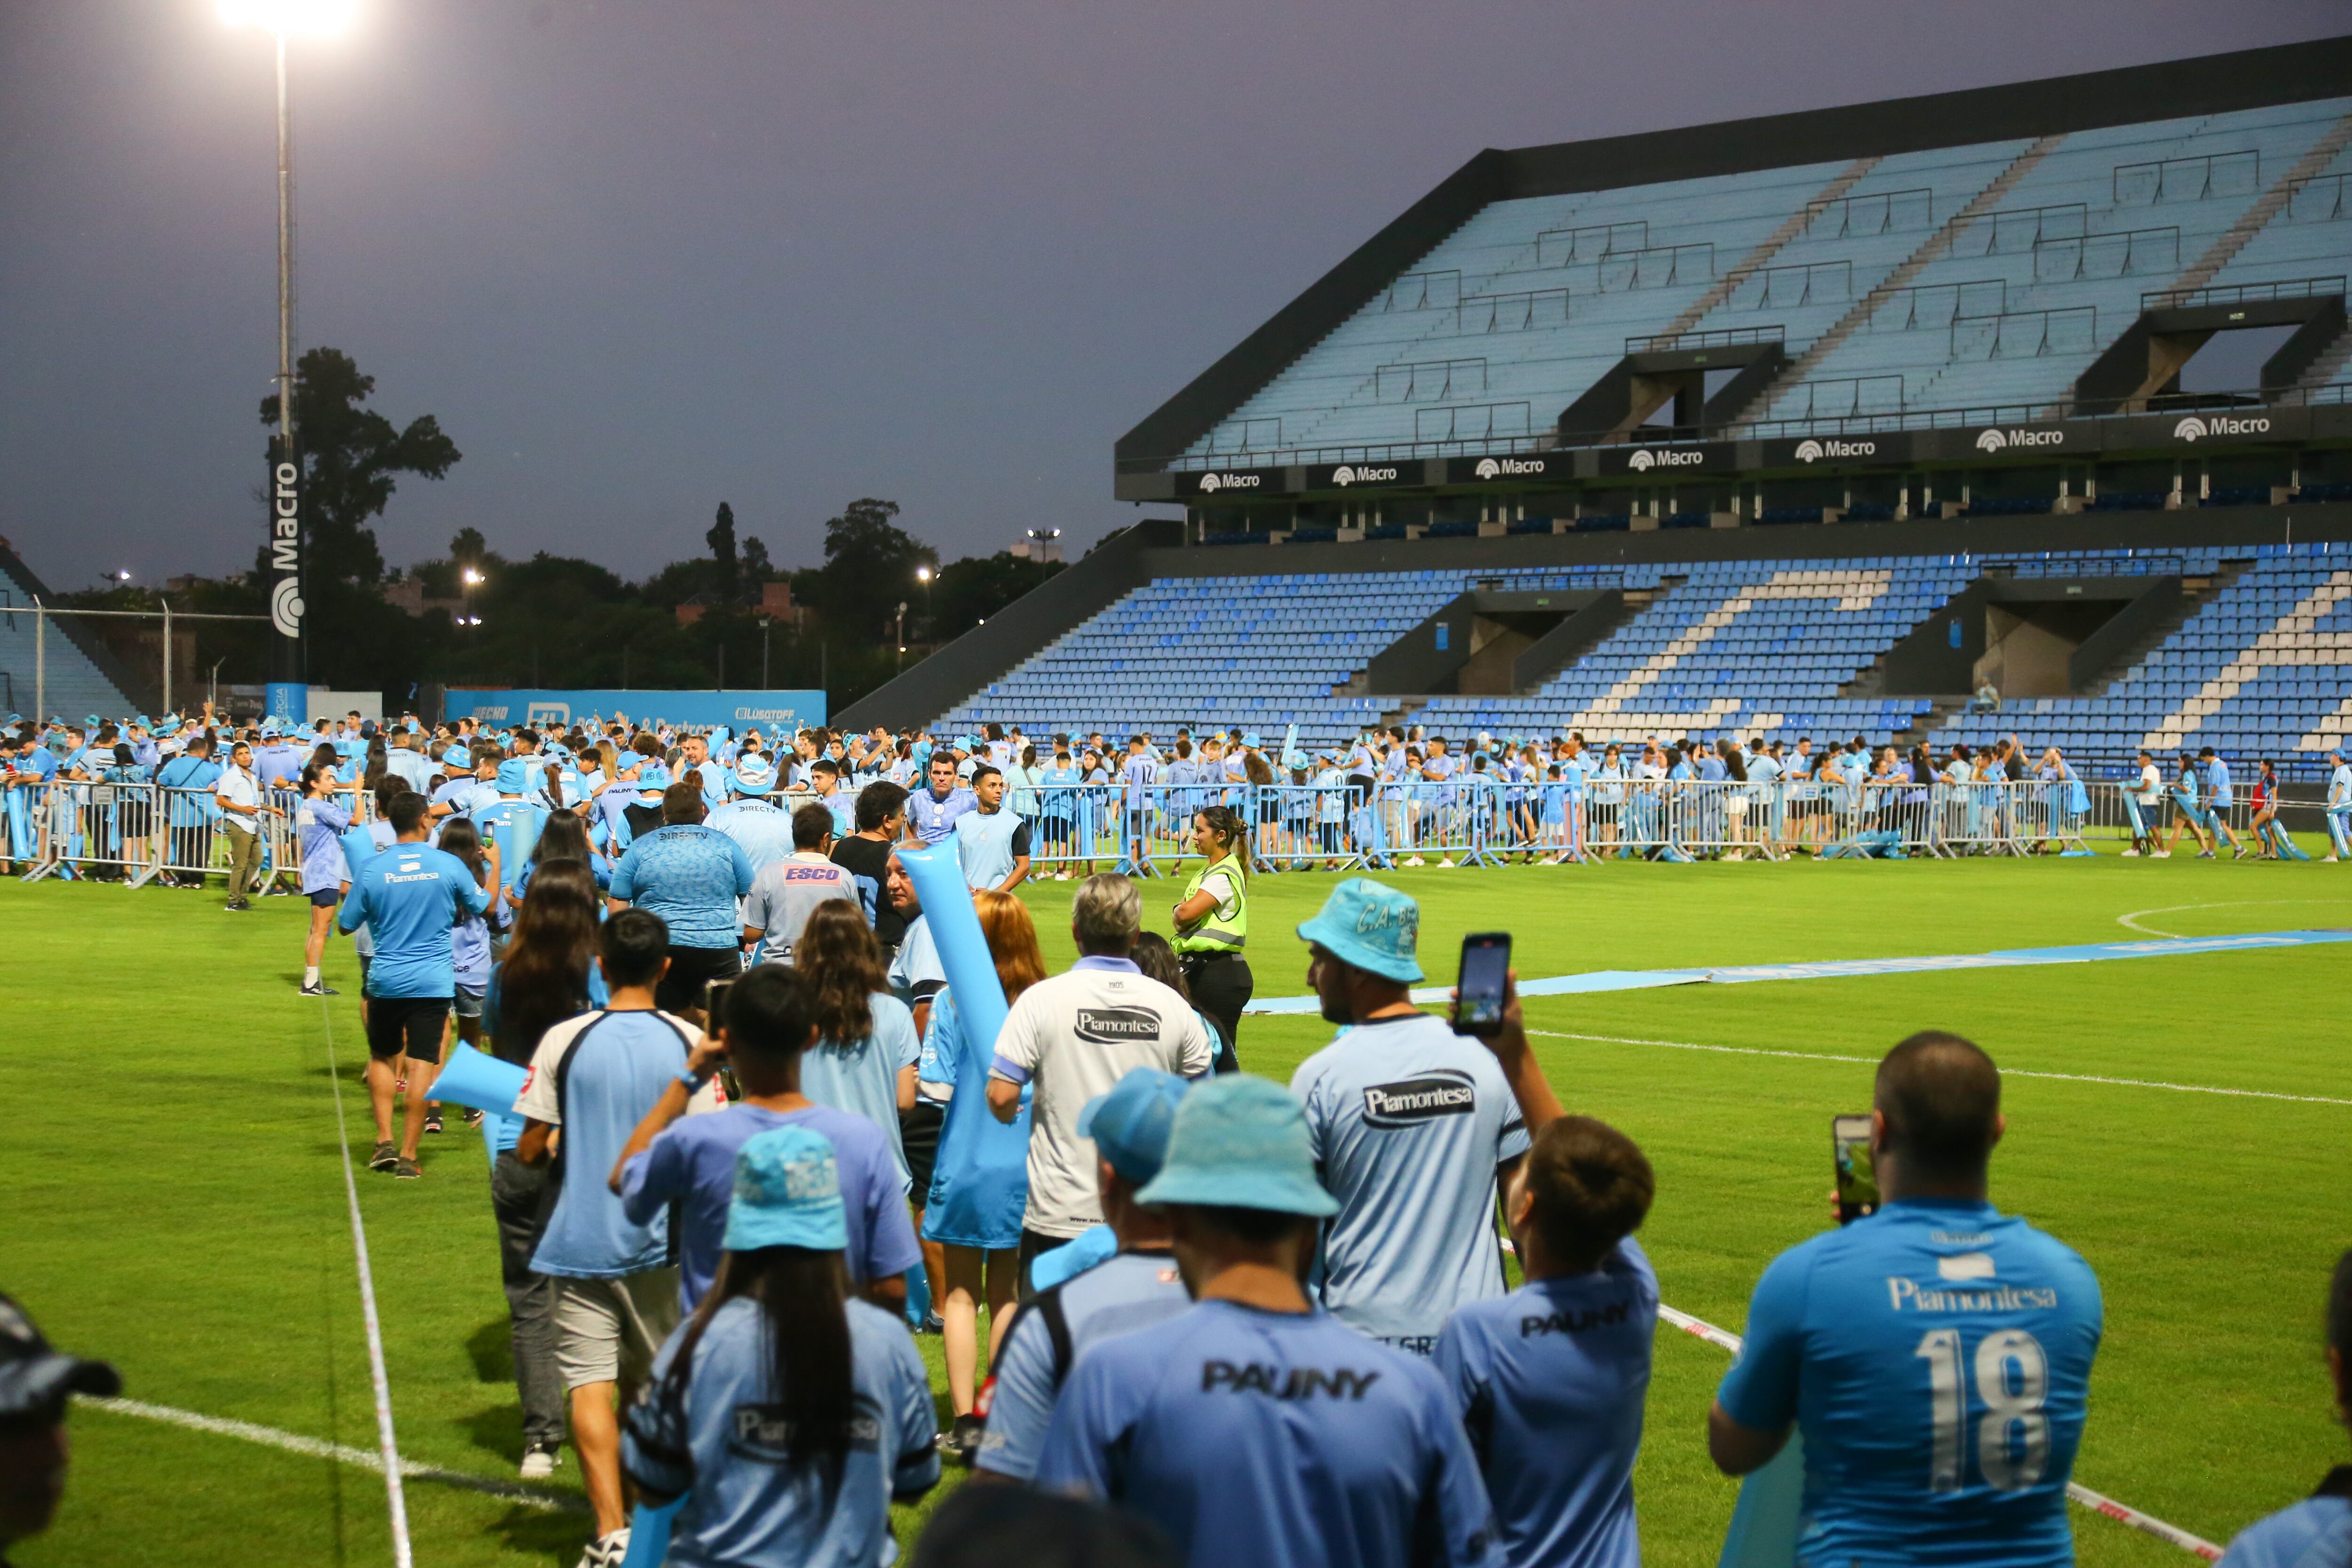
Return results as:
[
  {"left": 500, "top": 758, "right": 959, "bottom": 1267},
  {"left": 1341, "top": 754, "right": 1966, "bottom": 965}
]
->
[{"left": 220, "top": 0, "right": 354, "bottom": 729}]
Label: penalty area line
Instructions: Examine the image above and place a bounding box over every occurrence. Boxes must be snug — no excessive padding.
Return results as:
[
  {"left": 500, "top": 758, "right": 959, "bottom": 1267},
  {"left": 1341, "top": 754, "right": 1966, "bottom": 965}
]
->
[
  {"left": 1525, "top": 1029, "right": 2352, "bottom": 1106},
  {"left": 77, "top": 1395, "right": 587, "bottom": 1514}
]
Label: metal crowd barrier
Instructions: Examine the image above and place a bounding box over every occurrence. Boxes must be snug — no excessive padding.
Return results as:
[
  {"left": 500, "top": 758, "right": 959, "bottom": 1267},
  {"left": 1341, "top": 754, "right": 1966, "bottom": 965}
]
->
[{"left": 10, "top": 783, "right": 310, "bottom": 890}]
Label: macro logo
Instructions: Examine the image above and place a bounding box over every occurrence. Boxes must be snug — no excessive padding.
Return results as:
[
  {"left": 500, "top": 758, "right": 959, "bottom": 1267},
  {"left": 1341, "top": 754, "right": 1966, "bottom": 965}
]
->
[
  {"left": 1472, "top": 456, "right": 1545, "bottom": 479},
  {"left": 270, "top": 577, "right": 306, "bottom": 640},
  {"left": 1331, "top": 465, "right": 1398, "bottom": 486},
  {"left": 1975, "top": 428, "right": 2007, "bottom": 453},
  {"left": 1796, "top": 438, "right": 1876, "bottom": 463},
  {"left": 1627, "top": 448, "right": 1702, "bottom": 472},
  {"left": 1196, "top": 471, "right": 1262, "bottom": 494},
  {"left": 1976, "top": 427, "right": 2062, "bottom": 452},
  {"left": 2175, "top": 414, "right": 2270, "bottom": 441}
]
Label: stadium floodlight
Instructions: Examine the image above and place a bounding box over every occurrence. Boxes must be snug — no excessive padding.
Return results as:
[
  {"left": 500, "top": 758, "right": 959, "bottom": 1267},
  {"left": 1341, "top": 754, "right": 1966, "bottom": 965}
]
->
[
  {"left": 462, "top": 568, "right": 484, "bottom": 586},
  {"left": 218, "top": 0, "right": 357, "bottom": 36}
]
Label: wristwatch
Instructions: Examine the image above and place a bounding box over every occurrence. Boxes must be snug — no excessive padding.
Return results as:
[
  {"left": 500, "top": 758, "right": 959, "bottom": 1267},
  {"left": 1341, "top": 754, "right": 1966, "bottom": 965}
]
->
[{"left": 677, "top": 1067, "right": 710, "bottom": 1092}]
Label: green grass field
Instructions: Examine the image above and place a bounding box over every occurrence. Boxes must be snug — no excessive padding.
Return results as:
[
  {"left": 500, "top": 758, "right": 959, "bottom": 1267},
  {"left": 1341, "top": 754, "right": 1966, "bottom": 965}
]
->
[{"left": 7, "top": 853, "right": 2350, "bottom": 1567}]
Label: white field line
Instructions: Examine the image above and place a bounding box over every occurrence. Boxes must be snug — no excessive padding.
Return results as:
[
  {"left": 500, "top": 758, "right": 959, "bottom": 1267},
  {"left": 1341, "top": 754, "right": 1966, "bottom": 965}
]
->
[
  {"left": 2115, "top": 898, "right": 2352, "bottom": 939},
  {"left": 1525, "top": 1028, "right": 2352, "bottom": 1106},
  {"left": 1651, "top": 1305, "right": 2223, "bottom": 1560},
  {"left": 319, "top": 1001, "right": 416, "bottom": 1564},
  {"left": 79, "top": 1395, "right": 584, "bottom": 1513}
]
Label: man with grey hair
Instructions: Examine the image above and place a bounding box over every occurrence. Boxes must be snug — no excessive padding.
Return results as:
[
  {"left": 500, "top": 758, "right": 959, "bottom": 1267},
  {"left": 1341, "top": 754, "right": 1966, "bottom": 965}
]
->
[{"left": 988, "top": 873, "right": 1213, "bottom": 1293}]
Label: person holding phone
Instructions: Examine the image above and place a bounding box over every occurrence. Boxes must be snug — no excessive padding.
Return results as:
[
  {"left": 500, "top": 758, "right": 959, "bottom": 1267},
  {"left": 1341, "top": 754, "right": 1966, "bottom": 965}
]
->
[
  {"left": 1708, "top": 1031, "right": 2104, "bottom": 1568},
  {"left": 1287, "top": 881, "right": 1540, "bottom": 1358}
]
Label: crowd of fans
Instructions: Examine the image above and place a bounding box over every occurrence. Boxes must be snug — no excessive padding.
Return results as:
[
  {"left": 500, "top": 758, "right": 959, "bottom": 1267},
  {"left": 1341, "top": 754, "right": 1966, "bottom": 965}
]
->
[{"left": 6, "top": 702, "right": 2350, "bottom": 1568}]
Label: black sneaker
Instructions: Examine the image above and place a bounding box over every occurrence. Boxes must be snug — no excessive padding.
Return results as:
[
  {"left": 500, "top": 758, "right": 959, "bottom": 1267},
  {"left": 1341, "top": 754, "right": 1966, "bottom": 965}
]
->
[
  {"left": 943, "top": 1413, "right": 984, "bottom": 1464},
  {"left": 919, "top": 1312, "right": 946, "bottom": 1336},
  {"left": 369, "top": 1141, "right": 398, "bottom": 1173},
  {"left": 224, "top": 898, "right": 251, "bottom": 912},
  {"left": 396, "top": 1156, "right": 422, "bottom": 1181},
  {"left": 462, "top": 1108, "right": 483, "bottom": 1128},
  {"left": 299, "top": 981, "right": 340, "bottom": 997},
  {"left": 423, "top": 1112, "right": 444, "bottom": 1136}
]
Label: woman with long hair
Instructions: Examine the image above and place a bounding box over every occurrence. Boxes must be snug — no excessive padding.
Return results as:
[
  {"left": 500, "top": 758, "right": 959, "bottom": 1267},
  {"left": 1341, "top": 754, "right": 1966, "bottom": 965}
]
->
[
  {"left": 481, "top": 857, "right": 605, "bottom": 1480},
  {"left": 508, "top": 809, "right": 604, "bottom": 904},
  {"left": 1133, "top": 931, "right": 1236, "bottom": 1075},
  {"left": 1716, "top": 738, "right": 1752, "bottom": 860},
  {"left": 1170, "top": 803, "right": 1253, "bottom": 1054},
  {"left": 922, "top": 889, "right": 1044, "bottom": 1462},
  {"left": 792, "top": 901, "right": 921, "bottom": 1186},
  {"left": 284, "top": 761, "right": 355, "bottom": 996},
  {"left": 624, "top": 1121, "right": 938, "bottom": 1565}
]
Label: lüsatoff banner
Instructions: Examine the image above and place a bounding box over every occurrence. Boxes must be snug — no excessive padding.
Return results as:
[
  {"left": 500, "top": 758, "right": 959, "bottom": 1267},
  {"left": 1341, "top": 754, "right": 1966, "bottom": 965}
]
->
[{"left": 441, "top": 689, "right": 826, "bottom": 732}]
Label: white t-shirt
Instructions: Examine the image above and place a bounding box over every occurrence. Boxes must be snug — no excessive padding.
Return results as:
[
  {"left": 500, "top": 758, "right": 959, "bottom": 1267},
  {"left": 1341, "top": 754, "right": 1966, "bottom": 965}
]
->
[
  {"left": 214, "top": 764, "right": 261, "bottom": 814},
  {"left": 2135, "top": 764, "right": 2163, "bottom": 805},
  {"left": 988, "top": 957, "right": 1214, "bottom": 1239}
]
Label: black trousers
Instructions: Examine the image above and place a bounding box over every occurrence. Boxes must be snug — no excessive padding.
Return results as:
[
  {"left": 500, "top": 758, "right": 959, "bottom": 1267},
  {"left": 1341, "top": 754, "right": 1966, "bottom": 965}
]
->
[
  {"left": 490, "top": 1152, "right": 565, "bottom": 1446},
  {"left": 1182, "top": 952, "right": 1253, "bottom": 1069}
]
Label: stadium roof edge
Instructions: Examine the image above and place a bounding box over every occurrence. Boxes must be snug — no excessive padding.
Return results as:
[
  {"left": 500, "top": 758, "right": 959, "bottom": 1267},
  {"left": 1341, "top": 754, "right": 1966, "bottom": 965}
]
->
[{"left": 1113, "top": 34, "right": 2352, "bottom": 475}]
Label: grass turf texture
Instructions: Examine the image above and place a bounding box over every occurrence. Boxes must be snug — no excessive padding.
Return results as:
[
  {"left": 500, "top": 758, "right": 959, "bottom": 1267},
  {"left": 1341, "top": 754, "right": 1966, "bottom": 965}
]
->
[{"left": 6, "top": 854, "right": 2348, "bottom": 1567}]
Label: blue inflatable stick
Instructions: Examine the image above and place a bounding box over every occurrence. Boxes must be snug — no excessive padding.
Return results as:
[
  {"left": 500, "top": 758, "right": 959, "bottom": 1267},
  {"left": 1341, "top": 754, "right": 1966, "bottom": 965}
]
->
[
  {"left": 1716, "top": 1431, "right": 1805, "bottom": 1568},
  {"left": 618, "top": 1497, "right": 685, "bottom": 1568},
  {"left": 426, "top": 1043, "right": 527, "bottom": 1117},
  {"left": 898, "top": 840, "right": 1030, "bottom": 1250}
]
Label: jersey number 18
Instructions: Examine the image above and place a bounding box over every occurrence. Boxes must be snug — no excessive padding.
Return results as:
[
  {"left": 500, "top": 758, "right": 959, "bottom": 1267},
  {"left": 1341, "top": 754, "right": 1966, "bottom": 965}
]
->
[{"left": 1915, "top": 1328, "right": 2049, "bottom": 1493}]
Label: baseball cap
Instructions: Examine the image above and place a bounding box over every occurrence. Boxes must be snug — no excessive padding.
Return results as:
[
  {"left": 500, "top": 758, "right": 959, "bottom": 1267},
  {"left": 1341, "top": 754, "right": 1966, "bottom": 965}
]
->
[
  {"left": 1077, "top": 1068, "right": 1189, "bottom": 1186},
  {"left": 734, "top": 756, "right": 777, "bottom": 795},
  {"left": 1240, "top": 732, "right": 1263, "bottom": 749},
  {"left": 0, "top": 1292, "right": 120, "bottom": 1421},
  {"left": 1295, "top": 877, "right": 1424, "bottom": 984},
  {"left": 1135, "top": 1075, "right": 1336, "bottom": 1218},
  {"left": 637, "top": 760, "right": 673, "bottom": 793},
  {"left": 495, "top": 759, "right": 532, "bottom": 793},
  {"left": 723, "top": 1126, "right": 849, "bottom": 1252}
]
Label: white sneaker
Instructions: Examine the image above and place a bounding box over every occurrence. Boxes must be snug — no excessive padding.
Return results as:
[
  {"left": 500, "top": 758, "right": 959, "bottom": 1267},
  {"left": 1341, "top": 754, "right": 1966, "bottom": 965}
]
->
[
  {"left": 519, "top": 1442, "right": 559, "bottom": 1480},
  {"left": 575, "top": 1528, "right": 630, "bottom": 1568},
  {"left": 2151, "top": 850, "right": 2170, "bottom": 859},
  {"left": 2119, "top": 848, "right": 2139, "bottom": 857}
]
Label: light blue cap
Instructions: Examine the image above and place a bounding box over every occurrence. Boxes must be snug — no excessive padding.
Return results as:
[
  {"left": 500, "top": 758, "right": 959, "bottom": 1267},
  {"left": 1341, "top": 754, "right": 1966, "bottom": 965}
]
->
[
  {"left": 1077, "top": 1068, "right": 1190, "bottom": 1186},
  {"left": 1135, "top": 1074, "right": 1337, "bottom": 1218},
  {"left": 723, "top": 1126, "right": 848, "bottom": 1252},
  {"left": 1295, "top": 877, "right": 1423, "bottom": 984},
  {"left": 496, "top": 759, "right": 532, "bottom": 793},
  {"left": 733, "top": 756, "right": 776, "bottom": 795},
  {"left": 638, "top": 761, "right": 672, "bottom": 792},
  {"left": 1283, "top": 749, "right": 1310, "bottom": 771},
  {"left": 1240, "top": 732, "right": 1263, "bottom": 748},
  {"left": 443, "top": 746, "right": 471, "bottom": 770}
]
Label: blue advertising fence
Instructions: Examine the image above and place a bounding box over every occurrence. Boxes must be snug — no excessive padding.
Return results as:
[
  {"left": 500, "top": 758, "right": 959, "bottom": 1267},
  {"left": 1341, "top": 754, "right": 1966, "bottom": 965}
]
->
[{"left": 437, "top": 689, "right": 826, "bottom": 732}]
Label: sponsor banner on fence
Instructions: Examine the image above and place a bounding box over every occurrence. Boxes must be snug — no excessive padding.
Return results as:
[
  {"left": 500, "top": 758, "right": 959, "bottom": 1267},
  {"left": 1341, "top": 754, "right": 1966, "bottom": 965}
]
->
[
  {"left": 1445, "top": 454, "right": 1562, "bottom": 484},
  {"left": 1764, "top": 433, "right": 1913, "bottom": 469},
  {"left": 1172, "top": 466, "right": 1290, "bottom": 499},
  {"left": 1594, "top": 441, "right": 1736, "bottom": 478},
  {"left": 440, "top": 689, "right": 826, "bottom": 731},
  {"left": 1303, "top": 460, "right": 1424, "bottom": 491}
]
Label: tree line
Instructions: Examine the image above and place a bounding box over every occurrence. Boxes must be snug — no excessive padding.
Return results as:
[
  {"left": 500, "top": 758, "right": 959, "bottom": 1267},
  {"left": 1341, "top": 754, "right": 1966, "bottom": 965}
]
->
[{"left": 60, "top": 348, "right": 1064, "bottom": 711}]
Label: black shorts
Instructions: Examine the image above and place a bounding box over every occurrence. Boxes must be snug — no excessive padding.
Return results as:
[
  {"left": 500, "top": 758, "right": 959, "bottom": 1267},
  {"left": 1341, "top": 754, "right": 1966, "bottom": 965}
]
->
[
  {"left": 366, "top": 996, "right": 450, "bottom": 1062},
  {"left": 900, "top": 1100, "right": 945, "bottom": 1203},
  {"left": 656, "top": 944, "right": 742, "bottom": 1015},
  {"left": 309, "top": 888, "right": 341, "bottom": 908}
]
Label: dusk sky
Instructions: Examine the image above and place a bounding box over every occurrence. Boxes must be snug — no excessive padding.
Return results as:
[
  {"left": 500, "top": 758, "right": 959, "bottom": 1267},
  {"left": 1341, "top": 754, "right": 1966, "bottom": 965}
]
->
[{"left": 2, "top": 2, "right": 2342, "bottom": 593}]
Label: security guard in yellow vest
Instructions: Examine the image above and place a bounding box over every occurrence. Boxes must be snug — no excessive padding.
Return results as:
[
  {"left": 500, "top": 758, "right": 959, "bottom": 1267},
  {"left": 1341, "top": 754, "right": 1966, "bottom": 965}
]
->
[{"left": 1171, "top": 802, "right": 1252, "bottom": 1063}]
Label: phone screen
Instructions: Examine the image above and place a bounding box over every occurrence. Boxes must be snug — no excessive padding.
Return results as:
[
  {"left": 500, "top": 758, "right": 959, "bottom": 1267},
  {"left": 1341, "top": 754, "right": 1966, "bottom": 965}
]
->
[
  {"left": 1452, "top": 932, "right": 1511, "bottom": 1036},
  {"left": 704, "top": 977, "right": 735, "bottom": 1020},
  {"left": 1832, "top": 1114, "right": 1878, "bottom": 1224}
]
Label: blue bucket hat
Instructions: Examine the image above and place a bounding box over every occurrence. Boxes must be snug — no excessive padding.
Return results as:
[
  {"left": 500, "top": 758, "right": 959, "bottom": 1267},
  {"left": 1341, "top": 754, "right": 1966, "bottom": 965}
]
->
[
  {"left": 1295, "top": 877, "right": 1423, "bottom": 984},
  {"left": 443, "top": 746, "right": 471, "bottom": 770},
  {"left": 1240, "top": 732, "right": 1264, "bottom": 749},
  {"left": 637, "top": 761, "right": 672, "bottom": 793},
  {"left": 723, "top": 1126, "right": 849, "bottom": 1252},
  {"left": 1135, "top": 1075, "right": 1337, "bottom": 1218},
  {"left": 495, "top": 759, "right": 532, "bottom": 794},
  {"left": 733, "top": 756, "right": 776, "bottom": 795},
  {"left": 1078, "top": 1068, "right": 1190, "bottom": 1186}
]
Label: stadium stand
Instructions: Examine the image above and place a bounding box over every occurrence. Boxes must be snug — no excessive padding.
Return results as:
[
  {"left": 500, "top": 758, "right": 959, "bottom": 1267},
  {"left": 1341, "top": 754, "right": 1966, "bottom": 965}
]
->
[
  {"left": 0, "top": 543, "right": 141, "bottom": 721},
  {"left": 840, "top": 41, "right": 2352, "bottom": 780}
]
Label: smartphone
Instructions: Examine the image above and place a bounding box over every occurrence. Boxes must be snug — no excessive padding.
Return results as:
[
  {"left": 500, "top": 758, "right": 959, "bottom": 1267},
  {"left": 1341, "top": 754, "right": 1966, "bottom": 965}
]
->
[
  {"left": 1451, "top": 932, "right": 1511, "bottom": 1037},
  {"left": 1832, "top": 1114, "right": 1878, "bottom": 1224},
  {"left": 704, "top": 977, "right": 735, "bottom": 1022}
]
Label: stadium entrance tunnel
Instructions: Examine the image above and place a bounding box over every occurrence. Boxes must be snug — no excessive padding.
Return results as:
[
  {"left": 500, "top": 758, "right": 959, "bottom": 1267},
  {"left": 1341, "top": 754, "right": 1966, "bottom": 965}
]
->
[
  {"left": 1350, "top": 588, "right": 1630, "bottom": 698},
  {"left": 1555, "top": 336, "right": 1788, "bottom": 445},
  {"left": 1876, "top": 571, "right": 2186, "bottom": 700},
  {"left": 2073, "top": 289, "right": 2348, "bottom": 415}
]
